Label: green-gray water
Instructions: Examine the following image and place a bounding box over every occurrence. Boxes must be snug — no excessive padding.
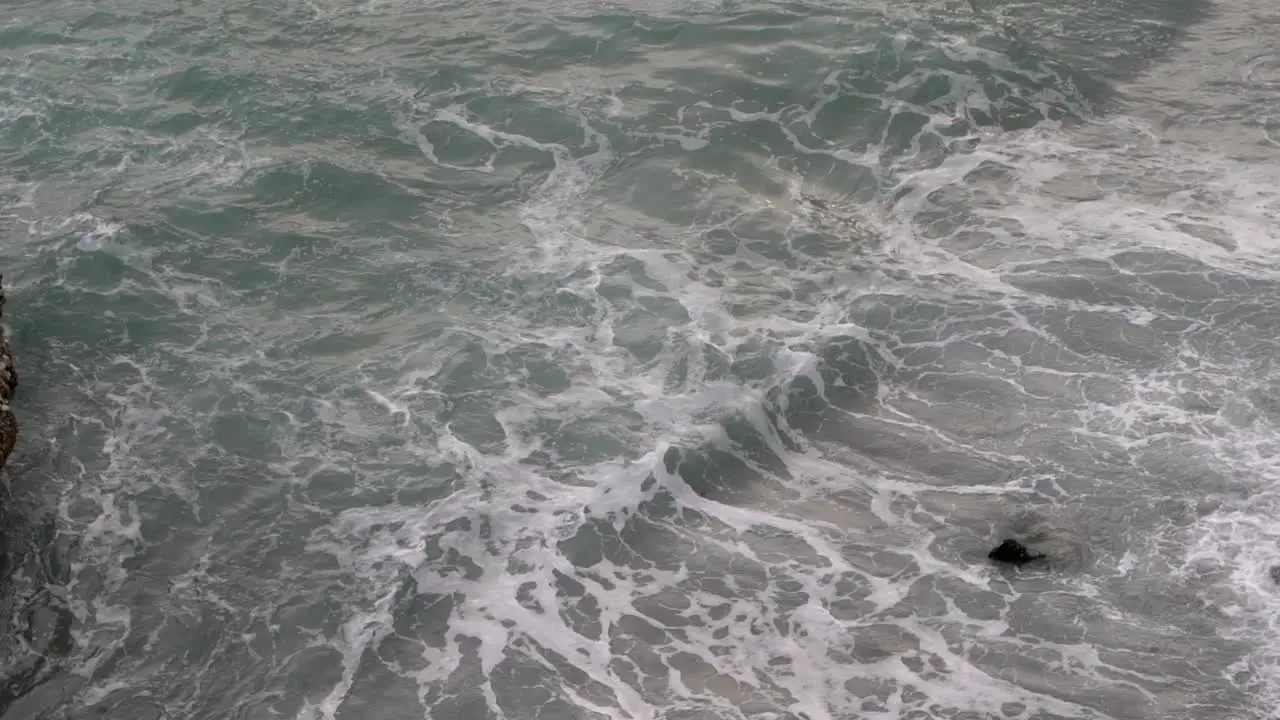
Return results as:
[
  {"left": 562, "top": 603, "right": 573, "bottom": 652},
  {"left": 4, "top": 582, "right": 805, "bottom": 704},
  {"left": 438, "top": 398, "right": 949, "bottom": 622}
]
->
[{"left": 2, "top": 0, "right": 1280, "bottom": 718}]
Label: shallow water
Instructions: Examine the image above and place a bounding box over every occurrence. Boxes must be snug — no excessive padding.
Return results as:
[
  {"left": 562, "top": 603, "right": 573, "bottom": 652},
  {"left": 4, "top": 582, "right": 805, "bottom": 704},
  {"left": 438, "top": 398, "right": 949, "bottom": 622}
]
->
[{"left": 1, "top": 0, "right": 1279, "bottom": 718}]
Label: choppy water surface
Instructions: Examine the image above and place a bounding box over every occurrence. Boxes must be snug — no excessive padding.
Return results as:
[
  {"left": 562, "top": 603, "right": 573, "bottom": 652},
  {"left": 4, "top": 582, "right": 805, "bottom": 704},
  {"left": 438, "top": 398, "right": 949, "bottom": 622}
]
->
[{"left": 2, "top": 0, "right": 1280, "bottom": 718}]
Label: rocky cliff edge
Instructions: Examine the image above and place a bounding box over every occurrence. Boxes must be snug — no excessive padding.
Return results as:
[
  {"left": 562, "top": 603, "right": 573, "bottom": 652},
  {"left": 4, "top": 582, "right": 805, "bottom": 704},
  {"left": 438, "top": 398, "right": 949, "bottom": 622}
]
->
[{"left": 0, "top": 277, "right": 17, "bottom": 469}]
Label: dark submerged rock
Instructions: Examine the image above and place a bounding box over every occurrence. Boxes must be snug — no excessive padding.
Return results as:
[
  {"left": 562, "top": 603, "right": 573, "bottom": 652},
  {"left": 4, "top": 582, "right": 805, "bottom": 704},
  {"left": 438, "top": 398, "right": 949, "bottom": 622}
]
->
[
  {"left": 1268, "top": 566, "right": 1280, "bottom": 585},
  {"left": 988, "top": 538, "right": 1046, "bottom": 567}
]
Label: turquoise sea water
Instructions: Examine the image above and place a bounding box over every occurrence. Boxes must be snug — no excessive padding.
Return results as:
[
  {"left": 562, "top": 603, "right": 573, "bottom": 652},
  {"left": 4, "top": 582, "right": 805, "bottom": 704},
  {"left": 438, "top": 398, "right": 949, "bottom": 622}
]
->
[{"left": 3, "top": 0, "right": 1280, "bottom": 718}]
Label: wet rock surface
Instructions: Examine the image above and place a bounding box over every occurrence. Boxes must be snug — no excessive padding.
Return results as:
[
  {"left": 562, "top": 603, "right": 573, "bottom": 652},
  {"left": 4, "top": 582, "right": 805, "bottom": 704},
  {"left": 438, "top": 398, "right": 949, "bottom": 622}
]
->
[{"left": 0, "top": 275, "right": 15, "bottom": 471}]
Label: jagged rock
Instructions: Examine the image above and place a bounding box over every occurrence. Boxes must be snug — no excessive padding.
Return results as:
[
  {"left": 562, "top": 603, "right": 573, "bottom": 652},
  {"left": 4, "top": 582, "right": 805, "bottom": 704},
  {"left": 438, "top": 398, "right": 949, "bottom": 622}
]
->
[
  {"left": 0, "top": 275, "right": 17, "bottom": 470},
  {"left": 988, "top": 538, "right": 1046, "bottom": 567}
]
